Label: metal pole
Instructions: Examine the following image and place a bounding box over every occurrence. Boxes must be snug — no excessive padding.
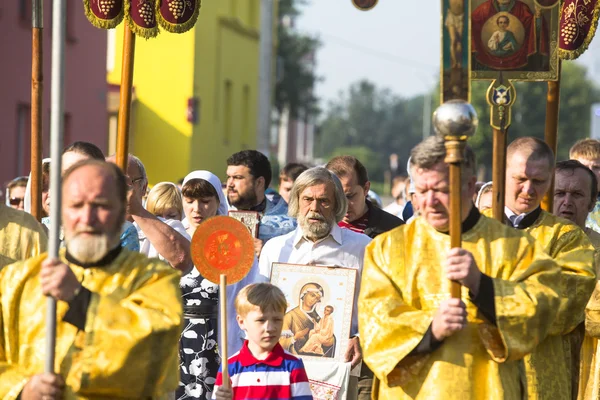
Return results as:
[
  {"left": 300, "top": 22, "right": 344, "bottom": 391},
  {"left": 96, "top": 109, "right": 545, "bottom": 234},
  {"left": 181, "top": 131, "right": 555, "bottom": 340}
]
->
[
  {"left": 46, "top": 0, "right": 66, "bottom": 373},
  {"left": 31, "top": 0, "right": 43, "bottom": 221},
  {"left": 116, "top": 25, "right": 136, "bottom": 172},
  {"left": 257, "top": 0, "right": 274, "bottom": 156}
]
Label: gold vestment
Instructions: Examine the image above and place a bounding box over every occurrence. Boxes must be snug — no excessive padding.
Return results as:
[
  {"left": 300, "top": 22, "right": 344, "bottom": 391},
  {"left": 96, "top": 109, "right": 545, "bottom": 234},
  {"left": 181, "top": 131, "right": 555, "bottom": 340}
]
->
[
  {"left": 515, "top": 211, "right": 596, "bottom": 400},
  {"left": 0, "top": 204, "right": 47, "bottom": 267},
  {"left": 578, "top": 228, "right": 600, "bottom": 400},
  {"left": 359, "top": 215, "right": 561, "bottom": 399},
  {"left": 0, "top": 249, "right": 183, "bottom": 399}
]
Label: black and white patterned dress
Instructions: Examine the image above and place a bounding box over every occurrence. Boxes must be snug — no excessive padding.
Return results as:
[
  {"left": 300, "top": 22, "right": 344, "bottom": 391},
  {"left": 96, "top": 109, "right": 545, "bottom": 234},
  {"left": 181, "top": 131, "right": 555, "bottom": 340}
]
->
[{"left": 176, "top": 267, "right": 220, "bottom": 400}]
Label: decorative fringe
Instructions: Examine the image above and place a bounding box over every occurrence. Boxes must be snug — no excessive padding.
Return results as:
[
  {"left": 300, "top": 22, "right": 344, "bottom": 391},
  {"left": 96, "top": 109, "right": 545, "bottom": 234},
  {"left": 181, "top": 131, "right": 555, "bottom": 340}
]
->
[
  {"left": 125, "top": 0, "right": 159, "bottom": 39},
  {"left": 83, "top": 0, "right": 124, "bottom": 30},
  {"left": 559, "top": 0, "right": 600, "bottom": 60},
  {"left": 156, "top": 0, "right": 201, "bottom": 34}
]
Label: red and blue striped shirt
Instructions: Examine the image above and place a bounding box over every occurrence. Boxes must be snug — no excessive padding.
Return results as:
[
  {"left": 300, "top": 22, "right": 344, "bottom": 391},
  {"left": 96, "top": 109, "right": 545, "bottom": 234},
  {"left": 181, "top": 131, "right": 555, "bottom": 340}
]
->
[{"left": 213, "top": 340, "right": 313, "bottom": 400}]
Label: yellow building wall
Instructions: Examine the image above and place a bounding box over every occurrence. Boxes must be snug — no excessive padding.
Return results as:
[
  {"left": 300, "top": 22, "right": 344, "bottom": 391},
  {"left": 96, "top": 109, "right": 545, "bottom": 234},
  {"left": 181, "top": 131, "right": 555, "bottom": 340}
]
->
[{"left": 108, "top": 0, "right": 268, "bottom": 184}]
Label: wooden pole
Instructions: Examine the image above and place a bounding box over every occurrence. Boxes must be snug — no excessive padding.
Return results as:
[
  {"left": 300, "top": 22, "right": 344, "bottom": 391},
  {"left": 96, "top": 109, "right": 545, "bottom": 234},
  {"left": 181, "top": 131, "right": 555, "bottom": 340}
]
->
[
  {"left": 491, "top": 127, "right": 507, "bottom": 221},
  {"left": 30, "top": 0, "right": 43, "bottom": 221},
  {"left": 116, "top": 24, "right": 136, "bottom": 172},
  {"left": 445, "top": 139, "right": 464, "bottom": 299},
  {"left": 541, "top": 62, "right": 561, "bottom": 212},
  {"left": 219, "top": 274, "right": 230, "bottom": 388}
]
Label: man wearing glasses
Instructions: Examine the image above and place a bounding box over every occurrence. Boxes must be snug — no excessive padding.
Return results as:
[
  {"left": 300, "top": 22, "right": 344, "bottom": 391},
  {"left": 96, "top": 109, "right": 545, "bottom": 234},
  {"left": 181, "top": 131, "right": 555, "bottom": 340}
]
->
[
  {"left": 0, "top": 177, "right": 47, "bottom": 267},
  {"left": 107, "top": 154, "right": 193, "bottom": 275},
  {"left": 5, "top": 176, "right": 28, "bottom": 210}
]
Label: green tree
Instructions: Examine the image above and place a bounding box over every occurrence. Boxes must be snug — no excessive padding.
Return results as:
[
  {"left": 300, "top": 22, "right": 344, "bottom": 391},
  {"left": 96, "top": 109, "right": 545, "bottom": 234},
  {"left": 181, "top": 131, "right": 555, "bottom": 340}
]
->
[
  {"left": 469, "top": 62, "right": 600, "bottom": 178},
  {"left": 316, "top": 80, "right": 426, "bottom": 182},
  {"left": 275, "top": 0, "right": 321, "bottom": 118}
]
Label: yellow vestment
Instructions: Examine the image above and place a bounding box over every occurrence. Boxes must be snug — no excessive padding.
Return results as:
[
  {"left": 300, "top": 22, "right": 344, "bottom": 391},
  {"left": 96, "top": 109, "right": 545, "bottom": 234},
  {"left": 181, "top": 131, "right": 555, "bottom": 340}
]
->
[
  {"left": 359, "top": 214, "right": 561, "bottom": 399},
  {"left": 514, "top": 211, "right": 596, "bottom": 400},
  {"left": 578, "top": 228, "right": 600, "bottom": 400},
  {"left": 0, "top": 249, "right": 183, "bottom": 399},
  {"left": 0, "top": 204, "right": 47, "bottom": 267}
]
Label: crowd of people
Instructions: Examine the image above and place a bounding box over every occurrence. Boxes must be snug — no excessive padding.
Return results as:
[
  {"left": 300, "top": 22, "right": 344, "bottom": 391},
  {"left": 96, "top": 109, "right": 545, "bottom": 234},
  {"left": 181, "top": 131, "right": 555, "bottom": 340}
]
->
[{"left": 1, "top": 135, "right": 600, "bottom": 399}]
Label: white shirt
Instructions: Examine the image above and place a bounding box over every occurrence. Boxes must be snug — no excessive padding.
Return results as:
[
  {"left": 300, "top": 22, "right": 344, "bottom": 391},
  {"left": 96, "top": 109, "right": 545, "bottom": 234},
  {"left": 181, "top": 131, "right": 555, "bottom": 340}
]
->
[
  {"left": 504, "top": 206, "right": 534, "bottom": 227},
  {"left": 135, "top": 218, "right": 191, "bottom": 260},
  {"left": 259, "top": 224, "right": 372, "bottom": 336}
]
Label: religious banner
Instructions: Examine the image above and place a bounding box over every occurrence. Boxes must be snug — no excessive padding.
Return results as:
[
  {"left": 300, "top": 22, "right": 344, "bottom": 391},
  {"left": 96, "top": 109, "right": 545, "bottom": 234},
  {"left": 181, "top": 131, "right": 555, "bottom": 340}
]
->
[
  {"left": 442, "top": 0, "right": 470, "bottom": 101},
  {"left": 84, "top": 0, "right": 201, "bottom": 38},
  {"left": 471, "top": 0, "right": 560, "bottom": 81},
  {"left": 486, "top": 78, "right": 516, "bottom": 129},
  {"left": 559, "top": 0, "right": 600, "bottom": 59},
  {"left": 270, "top": 263, "right": 356, "bottom": 363},
  {"left": 351, "top": 0, "right": 378, "bottom": 11}
]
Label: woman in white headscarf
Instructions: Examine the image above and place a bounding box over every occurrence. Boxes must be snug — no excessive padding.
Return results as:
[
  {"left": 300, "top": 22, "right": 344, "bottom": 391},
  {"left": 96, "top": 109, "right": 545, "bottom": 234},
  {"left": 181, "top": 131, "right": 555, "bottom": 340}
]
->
[{"left": 176, "top": 170, "right": 227, "bottom": 400}]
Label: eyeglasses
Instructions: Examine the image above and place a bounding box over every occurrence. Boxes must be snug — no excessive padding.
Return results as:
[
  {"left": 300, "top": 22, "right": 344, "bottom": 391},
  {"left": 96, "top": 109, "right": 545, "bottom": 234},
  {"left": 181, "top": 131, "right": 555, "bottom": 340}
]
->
[
  {"left": 9, "top": 197, "right": 24, "bottom": 206},
  {"left": 126, "top": 176, "right": 145, "bottom": 186},
  {"left": 300, "top": 196, "right": 332, "bottom": 209}
]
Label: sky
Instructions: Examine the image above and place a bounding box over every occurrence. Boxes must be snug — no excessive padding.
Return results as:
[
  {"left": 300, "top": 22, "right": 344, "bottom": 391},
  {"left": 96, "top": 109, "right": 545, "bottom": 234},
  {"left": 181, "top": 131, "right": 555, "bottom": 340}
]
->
[{"left": 295, "top": 0, "right": 599, "bottom": 105}]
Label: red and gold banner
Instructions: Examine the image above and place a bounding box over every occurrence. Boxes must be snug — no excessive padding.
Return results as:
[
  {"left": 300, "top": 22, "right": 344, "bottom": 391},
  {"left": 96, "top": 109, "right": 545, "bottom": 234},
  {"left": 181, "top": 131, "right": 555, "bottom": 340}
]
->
[
  {"left": 84, "top": 0, "right": 201, "bottom": 38},
  {"left": 559, "top": 0, "right": 600, "bottom": 59}
]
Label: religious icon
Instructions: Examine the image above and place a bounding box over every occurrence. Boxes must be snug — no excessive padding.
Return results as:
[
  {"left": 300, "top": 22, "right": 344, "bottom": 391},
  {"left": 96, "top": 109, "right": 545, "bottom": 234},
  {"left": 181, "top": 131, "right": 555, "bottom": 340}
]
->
[
  {"left": 471, "top": 0, "right": 560, "bottom": 81},
  {"left": 442, "top": 0, "right": 470, "bottom": 101},
  {"left": 270, "top": 263, "right": 356, "bottom": 363},
  {"left": 351, "top": 0, "right": 378, "bottom": 11},
  {"left": 228, "top": 210, "right": 260, "bottom": 238}
]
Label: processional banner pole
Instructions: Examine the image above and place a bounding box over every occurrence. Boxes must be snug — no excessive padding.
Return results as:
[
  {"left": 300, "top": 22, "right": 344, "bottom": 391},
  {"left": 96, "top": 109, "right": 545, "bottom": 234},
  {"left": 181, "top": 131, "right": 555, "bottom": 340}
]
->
[
  {"left": 440, "top": 0, "right": 472, "bottom": 299},
  {"left": 541, "top": 61, "right": 562, "bottom": 212},
  {"left": 30, "top": 0, "right": 44, "bottom": 222},
  {"left": 116, "top": 25, "right": 136, "bottom": 172},
  {"left": 433, "top": 101, "right": 478, "bottom": 299},
  {"left": 45, "top": 0, "right": 66, "bottom": 373}
]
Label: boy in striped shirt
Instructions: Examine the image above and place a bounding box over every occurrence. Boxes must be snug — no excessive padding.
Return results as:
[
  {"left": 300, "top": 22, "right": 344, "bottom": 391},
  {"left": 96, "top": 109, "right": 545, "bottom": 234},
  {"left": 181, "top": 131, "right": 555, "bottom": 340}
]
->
[{"left": 213, "top": 283, "right": 313, "bottom": 400}]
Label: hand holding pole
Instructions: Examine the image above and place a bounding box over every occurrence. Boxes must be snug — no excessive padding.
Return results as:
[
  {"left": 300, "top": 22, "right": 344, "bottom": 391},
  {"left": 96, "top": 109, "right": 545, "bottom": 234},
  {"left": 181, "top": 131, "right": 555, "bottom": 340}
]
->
[{"left": 432, "top": 100, "right": 478, "bottom": 299}]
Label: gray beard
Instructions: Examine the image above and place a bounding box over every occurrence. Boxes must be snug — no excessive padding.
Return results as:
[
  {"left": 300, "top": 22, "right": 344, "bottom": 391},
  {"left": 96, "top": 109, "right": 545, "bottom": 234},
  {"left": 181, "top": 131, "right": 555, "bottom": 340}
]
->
[
  {"left": 299, "top": 213, "right": 333, "bottom": 241},
  {"left": 65, "top": 233, "right": 116, "bottom": 264}
]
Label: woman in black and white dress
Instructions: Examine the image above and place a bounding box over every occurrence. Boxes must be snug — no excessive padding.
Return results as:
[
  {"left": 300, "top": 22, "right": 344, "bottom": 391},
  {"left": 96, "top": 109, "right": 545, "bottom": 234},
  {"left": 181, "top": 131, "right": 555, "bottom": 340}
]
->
[{"left": 177, "top": 171, "right": 228, "bottom": 400}]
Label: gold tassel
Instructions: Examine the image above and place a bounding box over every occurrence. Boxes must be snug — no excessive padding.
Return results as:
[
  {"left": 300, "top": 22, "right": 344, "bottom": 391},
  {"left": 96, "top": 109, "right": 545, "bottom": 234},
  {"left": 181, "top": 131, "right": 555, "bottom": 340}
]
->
[
  {"left": 125, "top": 0, "right": 159, "bottom": 39},
  {"left": 83, "top": 0, "right": 124, "bottom": 30},
  {"left": 156, "top": 0, "right": 201, "bottom": 34},
  {"left": 559, "top": 0, "right": 600, "bottom": 60}
]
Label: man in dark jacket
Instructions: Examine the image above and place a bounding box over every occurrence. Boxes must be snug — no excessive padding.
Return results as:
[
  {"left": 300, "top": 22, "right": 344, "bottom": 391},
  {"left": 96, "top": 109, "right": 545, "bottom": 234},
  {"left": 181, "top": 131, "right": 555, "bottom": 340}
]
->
[
  {"left": 327, "top": 156, "right": 403, "bottom": 239},
  {"left": 326, "top": 155, "right": 403, "bottom": 399}
]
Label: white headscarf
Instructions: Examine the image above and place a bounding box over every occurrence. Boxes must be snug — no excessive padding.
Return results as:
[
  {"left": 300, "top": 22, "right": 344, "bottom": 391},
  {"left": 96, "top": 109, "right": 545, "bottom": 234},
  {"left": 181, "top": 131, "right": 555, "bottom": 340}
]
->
[
  {"left": 182, "top": 170, "right": 228, "bottom": 216},
  {"left": 24, "top": 158, "right": 51, "bottom": 213},
  {"left": 475, "top": 181, "right": 493, "bottom": 208}
]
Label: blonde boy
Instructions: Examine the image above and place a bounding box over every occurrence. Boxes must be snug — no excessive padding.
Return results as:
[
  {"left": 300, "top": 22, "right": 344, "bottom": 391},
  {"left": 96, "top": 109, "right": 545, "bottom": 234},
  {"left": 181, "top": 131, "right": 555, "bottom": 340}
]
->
[
  {"left": 570, "top": 138, "right": 600, "bottom": 233},
  {"left": 213, "top": 283, "right": 312, "bottom": 400}
]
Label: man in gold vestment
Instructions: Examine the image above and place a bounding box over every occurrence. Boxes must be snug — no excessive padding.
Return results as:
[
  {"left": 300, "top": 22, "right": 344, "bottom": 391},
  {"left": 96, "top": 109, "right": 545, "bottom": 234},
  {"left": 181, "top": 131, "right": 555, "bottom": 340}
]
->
[
  {"left": 498, "top": 137, "right": 596, "bottom": 399},
  {"left": 0, "top": 202, "right": 47, "bottom": 268},
  {"left": 552, "top": 160, "right": 600, "bottom": 399},
  {"left": 0, "top": 160, "right": 183, "bottom": 399},
  {"left": 359, "top": 136, "right": 562, "bottom": 399}
]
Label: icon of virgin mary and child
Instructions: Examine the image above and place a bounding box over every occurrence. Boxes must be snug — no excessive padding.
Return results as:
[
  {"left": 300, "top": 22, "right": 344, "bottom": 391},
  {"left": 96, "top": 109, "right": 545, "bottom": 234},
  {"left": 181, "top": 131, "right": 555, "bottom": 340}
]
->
[{"left": 280, "top": 282, "right": 336, "bottom": 357}]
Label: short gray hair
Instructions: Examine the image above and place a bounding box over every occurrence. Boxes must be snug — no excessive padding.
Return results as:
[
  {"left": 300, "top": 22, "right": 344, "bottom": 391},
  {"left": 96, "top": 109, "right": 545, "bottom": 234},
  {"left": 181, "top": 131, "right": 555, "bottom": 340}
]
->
[
  {"left": 410, "top": 135, "right": 476, "bottom": 177},
  {"left": 128, "top": 154, "right": 147, "bottom": 185},
  {"left": 288, "top": 167, "right": 348, "bottom": 223}
]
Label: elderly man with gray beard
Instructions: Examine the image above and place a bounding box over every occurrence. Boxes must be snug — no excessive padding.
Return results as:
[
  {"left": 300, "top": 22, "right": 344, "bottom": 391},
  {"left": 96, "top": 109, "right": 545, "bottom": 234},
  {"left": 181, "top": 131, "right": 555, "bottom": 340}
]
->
[
  {"left": 0, "top": 159, "right": 182, "bottom": 399},
  {"left": 259, "top": 167, "right": 372, "bottom": 373}
]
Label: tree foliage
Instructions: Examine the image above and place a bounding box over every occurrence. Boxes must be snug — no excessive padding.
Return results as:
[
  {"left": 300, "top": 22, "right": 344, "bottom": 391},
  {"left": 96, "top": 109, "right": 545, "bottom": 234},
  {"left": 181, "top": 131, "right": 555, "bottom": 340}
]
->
[
  {"left": 275, "top": 0, "right": 321, "bottom": 118},
  {"left": 316, "top": 62, "right": 600, "bottom": 183}
]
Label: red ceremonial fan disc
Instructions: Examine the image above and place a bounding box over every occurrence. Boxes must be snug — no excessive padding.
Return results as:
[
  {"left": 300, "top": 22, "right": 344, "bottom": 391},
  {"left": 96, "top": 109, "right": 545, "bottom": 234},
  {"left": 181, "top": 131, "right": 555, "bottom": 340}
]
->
[{"left": 190, "top": 215, "right": 255, "bottom": 285}]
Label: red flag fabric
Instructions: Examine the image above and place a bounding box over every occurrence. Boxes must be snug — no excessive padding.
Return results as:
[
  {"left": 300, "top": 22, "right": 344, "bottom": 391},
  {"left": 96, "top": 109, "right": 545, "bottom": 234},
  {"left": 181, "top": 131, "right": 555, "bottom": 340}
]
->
[
  {"left": 84, "top": 0, "right": 125, "bottom": 29},
  {"left": 559, "top": 0, "right": 600, "bottom": 59}
]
